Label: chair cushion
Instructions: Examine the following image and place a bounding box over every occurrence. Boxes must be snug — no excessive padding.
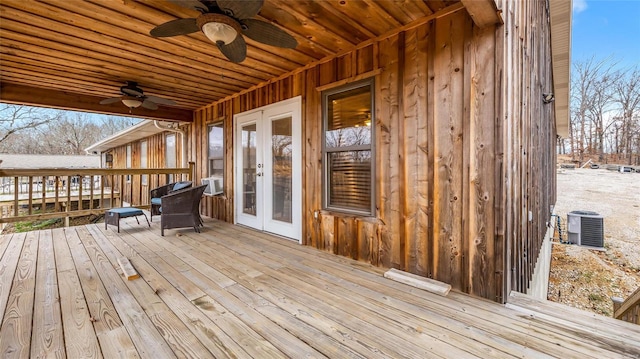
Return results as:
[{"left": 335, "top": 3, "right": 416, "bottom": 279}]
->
[
  {"left": 151, "top": 197, "right": 162, "bottom": 205},
  {"left": 173, "top": 181, "right": 191, "bottom": 191}
]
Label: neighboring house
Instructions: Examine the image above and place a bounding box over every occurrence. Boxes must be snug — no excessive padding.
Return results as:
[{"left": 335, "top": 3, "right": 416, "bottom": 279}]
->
[
  {"left": 0, "top": 154, "right": 100, "bottom": 169},
  {"left": 0, "top": 154, "right": 101, "bottom": 192},
  {"left": 83, "top": 0, "right": 571, "bottom": 303},
  {"left": 85, "top": 120, "right": 186, "bottom": 206}
]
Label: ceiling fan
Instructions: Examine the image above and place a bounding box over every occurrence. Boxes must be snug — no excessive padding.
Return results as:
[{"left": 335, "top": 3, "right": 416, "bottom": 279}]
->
[
  {"left": 150, "top": 0, "right": 298, "bottom": 63},
  {"left": 99, "top": 81, "right": 176, "bottom": 110}
]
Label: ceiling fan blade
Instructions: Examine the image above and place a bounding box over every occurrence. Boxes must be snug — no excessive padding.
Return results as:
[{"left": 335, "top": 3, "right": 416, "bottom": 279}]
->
[
  {"left": 166, "top": 0, "right": 208, "bottom": 12},
  {"left": 141, "top": 99, "right": 159, "bottom": 110},
  {"left": 150, "top": 18, "right": 199, "bottom": 37},
  {"left": 145, "top": 95, "right": 176, "bottom": 106},
  {"left": 217, "top": 35, "right": 247, "bottom": 63},
  {"left": 216, "top": 0, "right": 263, "bottom": 20},
  {"left": 99, "top": 97, "right": 122, "bottom": 105},
  {"left": 242, "top": 19, "right": 297, "bottom": 48}
]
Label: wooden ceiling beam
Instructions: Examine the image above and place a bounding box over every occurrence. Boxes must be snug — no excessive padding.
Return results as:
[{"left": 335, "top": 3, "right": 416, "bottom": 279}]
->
[
  {"left": 0, "top": 45, "right": 235, "bottom": 106},
  {"left": 0, "top": 83, "right": 193, "bottom": 122},
  {"left": 0, "top": 50, "right": 219, "bottom": 108},
  {"left": 0, "top": 32, "right": 232, "bottom": 101},
  {"left": 36, "top": 0, "right": 303, "bottom": 73},
  {"left": 0, "top": 6, "right": 265, "bottom": 88},
  {"left": 111, "top": 0, "right": 316, "bottom": 67},
  {"left": 3, "top": 0, "right": 286, "bottom": 79},
  {"left": 0, "top": 71, "right": 206, "bottom": 109},
  {"left": 372, "top": 0, "right": 434, "bottom": 23},
  {"left": 460, "top": 0, "right": 502, "bottom": 28},
  {"left": 258, "top": 4, "right": 360, "bottom": 54}
]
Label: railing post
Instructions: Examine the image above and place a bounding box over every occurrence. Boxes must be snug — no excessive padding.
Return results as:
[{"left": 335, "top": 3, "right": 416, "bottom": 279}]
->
[
  {"left": 612, "top": 297, "right": 623, "bottom": 314},
  {"left": 188, "top": 161, "right": 195, "bottom": 181}
]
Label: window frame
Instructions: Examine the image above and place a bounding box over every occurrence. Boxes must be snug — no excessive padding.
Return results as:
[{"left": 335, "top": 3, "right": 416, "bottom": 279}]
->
[
  {"left": 321, "top": 78, "right": 376, "bottom": 216},
  {"left": 207, "top": 121, "right": 225, "bottom": 179}
]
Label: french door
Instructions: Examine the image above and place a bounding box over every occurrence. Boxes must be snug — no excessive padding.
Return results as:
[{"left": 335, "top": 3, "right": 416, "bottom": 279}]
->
[{"left": 234, "top": 97, "right": 302, "bottom": 242}]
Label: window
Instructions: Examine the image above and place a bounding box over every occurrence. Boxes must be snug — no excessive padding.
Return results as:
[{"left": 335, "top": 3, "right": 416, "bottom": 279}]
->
[
  {"left": 126, "top": 144, "right": 132, "bottom": 182},
  {"left": 322, "top": 79, "right": 374, "bottom": 215},
  {"left": 208, "top": 122, "right": 224, "bottom": 177},
  {"left": 165, "top": 134, "right": 177, "bottom": 168},
  {"left": 166, "top": 133, "right": 177, "bottom": 182},
  {"left": 140, "top": 140, "right": 148, "bottom": 185}
]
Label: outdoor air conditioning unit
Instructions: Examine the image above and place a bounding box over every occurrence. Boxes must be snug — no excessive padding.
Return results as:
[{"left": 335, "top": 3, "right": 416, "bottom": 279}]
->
[
  {"left": 567, "top": 210, "right": 604, "bottom": 248},
  {"left": 202, "top": 176, "right": 223, "bottom": 196}
]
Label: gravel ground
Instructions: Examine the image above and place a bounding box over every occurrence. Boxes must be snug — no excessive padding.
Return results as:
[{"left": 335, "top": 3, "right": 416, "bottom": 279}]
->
[{"left": 548, "top": 168, "right": 640, "bottom": 316}]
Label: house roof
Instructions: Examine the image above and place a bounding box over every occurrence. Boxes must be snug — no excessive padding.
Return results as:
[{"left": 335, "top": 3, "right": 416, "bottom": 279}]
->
[
  {"left": 550, "top": 0, "right": 572, "bottom": 138},
  {"left": 0, "top": 154, "right": 100, "bottom": 169},
  {"left": 84, "top": 120, "right": 174, "bottom": 154},
  {"left": 0, "top": 0, "right": 570, "bottom": 135}
]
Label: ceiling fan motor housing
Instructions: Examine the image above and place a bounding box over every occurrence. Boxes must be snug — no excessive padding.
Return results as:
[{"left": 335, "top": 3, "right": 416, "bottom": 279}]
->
[
  {"left": 120, "top": 81, "right": 144, "bottom": 97},
  {"left": 196, "top": 13, "right": 241, "bottom": 45}
]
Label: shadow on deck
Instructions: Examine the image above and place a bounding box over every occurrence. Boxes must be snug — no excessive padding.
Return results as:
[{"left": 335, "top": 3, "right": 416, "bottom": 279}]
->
[{"left": 1, "top": 215, "right": 639, "bottom": 358}]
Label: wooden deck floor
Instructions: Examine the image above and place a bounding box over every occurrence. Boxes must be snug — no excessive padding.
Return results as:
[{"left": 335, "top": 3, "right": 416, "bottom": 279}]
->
[{"left": 1, "top": 216, "right": 639, "bottom": 358}]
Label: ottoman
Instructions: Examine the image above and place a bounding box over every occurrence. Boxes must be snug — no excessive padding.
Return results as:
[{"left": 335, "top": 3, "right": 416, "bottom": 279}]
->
[{"left": 105, "top": 207, "right": 150, "bottom": 233}]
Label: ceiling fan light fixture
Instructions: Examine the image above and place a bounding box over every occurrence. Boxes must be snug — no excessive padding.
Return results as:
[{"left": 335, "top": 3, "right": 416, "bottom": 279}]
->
[
  {"left": 121, "top": 96, "right": 142, "bottom": 108},
  {"left": 197, "top": 13, "right": 240, "bottom": 45}
]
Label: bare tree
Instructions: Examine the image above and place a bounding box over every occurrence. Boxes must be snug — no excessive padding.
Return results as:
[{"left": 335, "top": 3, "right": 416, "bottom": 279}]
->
[
  {"left": 0, "top": 105, "right": 61, "bottom": 149},
  {"left": 586, "top": 69, "right": 621, "bottom": 161},
  {"left": 570, "top": 57, "right": 618, "bottom": 163},
  {"left": 37, "top": 113, "right": 101, "bottom": 155},
  {"left": 612, "top": 67, "right": 640, "bottom": 165},
  {"left": 0, "top": 104, "right": 141, "bottom": 155}
]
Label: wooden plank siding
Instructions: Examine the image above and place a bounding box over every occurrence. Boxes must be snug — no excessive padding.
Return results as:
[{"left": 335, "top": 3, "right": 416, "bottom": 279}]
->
[
  {"left": 107, "top": 131, "right": 185, "bottom": 207},
  {"left": 103, "top": 2, "right": 556, "bottom": 303},
  {"left": 496, "top": 0, "right": 557, "bottom": 298}
]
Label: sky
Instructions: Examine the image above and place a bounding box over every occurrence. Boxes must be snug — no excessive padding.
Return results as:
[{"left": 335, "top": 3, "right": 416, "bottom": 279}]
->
[{"left": 571, "top": 0, "right": 640, "bottom": 70}]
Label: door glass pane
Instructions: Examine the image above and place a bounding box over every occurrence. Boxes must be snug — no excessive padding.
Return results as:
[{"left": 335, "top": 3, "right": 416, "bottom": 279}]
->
[
  {"left": 272, "top": 117, "right": 292, "bottom": 223},
  {"left": 242, "top": 124, "right": 257, "bottom": 215}
]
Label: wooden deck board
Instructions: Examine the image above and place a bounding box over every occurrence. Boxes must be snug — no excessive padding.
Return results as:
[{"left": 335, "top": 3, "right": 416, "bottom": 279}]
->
[
  {"left": 108, "top": 221, "right": 264, "bottom": 358},
  {"left": 186, "top": 229, "right": 524, "bottom": 357},
  {"left": 88, "top": 224, "right": 216, "bottom": 359},
  {"left": 62, "top": 227, "right": 138, "bottom": 358},
  {"left": 0, "top": 216, "right": 639, "bottom": 358},
  {"left": 117, "top": 224, "right": 319, "bottom": 357},
  {"left": 0, "top": 232, "right": 25, "bottom": 325},
  {"left": 215, "top": 225, "right": 622, "bottom": 358},
  {"left": 0, "top": 231, "right": 38, "bottom": 358},
  {"left": 53, "top": 228, "right": 102, "bottom": 358},
  {"left": 31, "top": 230, "right": 65, "bottom": 358},
  {"left": 79, "top": 225, "right": 176, "bottom": 359}
]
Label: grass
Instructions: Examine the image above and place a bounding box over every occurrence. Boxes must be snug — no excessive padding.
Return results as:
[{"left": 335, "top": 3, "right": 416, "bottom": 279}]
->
[
  {"left": 588, "top": 293, "right": 605, "bottom": 302},
  {"left": 6, "top": 213, "right": 104, "bottom": 233},
  {"left": 14, "top": 218, "right": 62, "bottom": 232}
]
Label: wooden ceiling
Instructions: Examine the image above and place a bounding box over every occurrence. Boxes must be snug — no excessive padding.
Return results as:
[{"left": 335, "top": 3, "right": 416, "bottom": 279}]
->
[{"left": 0, "top": 0, "right": 463, "bottom": 121}]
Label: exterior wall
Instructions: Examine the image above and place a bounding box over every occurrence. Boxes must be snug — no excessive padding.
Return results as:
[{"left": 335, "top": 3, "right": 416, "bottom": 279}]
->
[
  {"left": 91, "top": 2, "right": 557, "bottom": 303},
  {"left": 498, "top": 0, "right": 557, "bottom": 298},
  {"left": 183, "top": 1, "right": 557, "bottom": 302},
  {"left": 107, "top": 131, "right": 184, "bottom": 206}
]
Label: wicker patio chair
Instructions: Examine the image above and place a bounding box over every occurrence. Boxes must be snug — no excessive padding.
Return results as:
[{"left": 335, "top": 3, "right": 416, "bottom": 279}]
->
[
  {"left": 150, "top": 180, "right": 192, "bottom": 221},
  {"left": 160, "top": 184, "right": 207, "bottom": 236}
]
